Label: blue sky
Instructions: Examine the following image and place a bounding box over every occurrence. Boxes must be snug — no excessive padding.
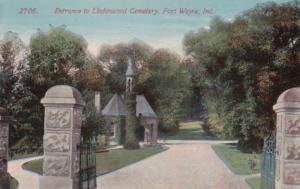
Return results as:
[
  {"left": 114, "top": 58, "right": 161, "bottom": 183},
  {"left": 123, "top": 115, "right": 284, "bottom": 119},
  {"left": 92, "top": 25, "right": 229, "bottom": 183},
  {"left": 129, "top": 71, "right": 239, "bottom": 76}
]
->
[{"left": 0, "top": 0, "right": 291, "bottom": 56}]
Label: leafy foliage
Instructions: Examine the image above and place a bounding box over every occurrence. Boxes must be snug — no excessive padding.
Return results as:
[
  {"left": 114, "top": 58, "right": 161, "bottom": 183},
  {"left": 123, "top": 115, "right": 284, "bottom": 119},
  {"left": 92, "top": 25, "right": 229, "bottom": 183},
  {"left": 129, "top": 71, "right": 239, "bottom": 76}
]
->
[
  {"left": 81, "top": 89, "right": 107, "bottom": 142},
  {"left": 98, "top": 39, "right": 153, "bottom": 94},
  {"left": 183, "top": 1, "right": 300, "bottom": 151},
  {"left": 138, "top": 49, "right": 192, "bottom": 132},
  {"left": 0, "top": 32, "right": 37, "bottom": 146},
  {"left": 0, "top": 27, "right": 107, "bottom": 147},
  {"left": 99, "top": 40, "right": 192, "bottom": 132},
  {"left": 28, "top": 25, "right": 88, "bottom": 95}
]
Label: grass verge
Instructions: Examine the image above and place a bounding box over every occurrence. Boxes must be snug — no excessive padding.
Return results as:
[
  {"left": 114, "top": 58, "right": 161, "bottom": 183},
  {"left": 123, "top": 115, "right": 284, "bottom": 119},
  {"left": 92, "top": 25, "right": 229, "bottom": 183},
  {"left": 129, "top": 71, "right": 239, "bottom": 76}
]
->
[
  {"left": 22, "top": 146, "right": 165, "bottom": 176},
  {"left": 246, "top": 177, "right": 261, "bottom": 189},
  {"left": 96, "top": 146, "right": 164, "bottom": 175},
  {"left": 10, "top": 176, "right": 19, "bottom": 189},
  {"left": 160, "top": 121, "right": 227, "bottom": 140},
  {"left": 22, "top": 158, "right": 43, "bottom": 175},
  {"left": 212, "top": 143, "right": 261, "bottom": 175}
]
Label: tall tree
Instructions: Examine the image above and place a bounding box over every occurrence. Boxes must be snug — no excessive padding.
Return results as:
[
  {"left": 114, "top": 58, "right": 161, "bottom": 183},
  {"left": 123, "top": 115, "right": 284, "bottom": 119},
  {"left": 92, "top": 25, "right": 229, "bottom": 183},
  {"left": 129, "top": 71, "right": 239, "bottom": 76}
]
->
[
  {"left": 138, "top": 49, "right": 192, "bottom": 132},
  {"left": 28, "top": 25, "right": 89, "bottom": 97},
  {"left": 98, "top": 39, "right": 153, "bottom": 95},
  {"left": 99, "top": 40, "right": 192, "bottom": 133},
  {"left": 27, "top": 26, "right": 102, "bottom": 142},
  {"left": 0, "top": 32, "right": 34, "bottom": 146},
  {"left": 184, "top": 1, "right": 300, "bottom": 151}
]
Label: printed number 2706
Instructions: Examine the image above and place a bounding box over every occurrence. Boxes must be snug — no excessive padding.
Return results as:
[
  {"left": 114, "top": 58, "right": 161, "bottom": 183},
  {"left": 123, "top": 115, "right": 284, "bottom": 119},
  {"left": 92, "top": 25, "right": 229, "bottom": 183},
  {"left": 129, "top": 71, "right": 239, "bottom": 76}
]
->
[{"left": 18, "top": 8, "right": 37, "bottom": 14}]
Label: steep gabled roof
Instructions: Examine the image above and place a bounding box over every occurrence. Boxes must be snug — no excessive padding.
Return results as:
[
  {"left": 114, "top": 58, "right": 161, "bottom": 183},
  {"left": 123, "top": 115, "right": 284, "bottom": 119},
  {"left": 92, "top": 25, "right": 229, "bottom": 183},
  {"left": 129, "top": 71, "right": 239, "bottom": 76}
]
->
[
  {"left": 102, "top": 94, "right": 126, "bottom": 117},
  {"left": 102, "top": 94, "right": 157, "bottom": 119},
  {"left": 136, "top": 95, "right": 157, "bottom": 118}
]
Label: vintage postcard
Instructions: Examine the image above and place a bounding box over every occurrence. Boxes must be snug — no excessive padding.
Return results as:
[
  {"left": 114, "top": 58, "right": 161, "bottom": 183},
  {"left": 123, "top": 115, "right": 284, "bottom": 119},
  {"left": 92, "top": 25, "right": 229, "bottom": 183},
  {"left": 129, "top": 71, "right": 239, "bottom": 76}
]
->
[{"left": 0, "top": 0, "right": 299, "bottom": 189}]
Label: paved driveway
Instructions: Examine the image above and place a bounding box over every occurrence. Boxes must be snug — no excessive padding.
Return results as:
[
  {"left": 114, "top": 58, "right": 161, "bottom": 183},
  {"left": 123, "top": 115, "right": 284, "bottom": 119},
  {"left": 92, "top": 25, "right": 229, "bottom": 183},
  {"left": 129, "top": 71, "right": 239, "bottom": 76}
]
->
[
  {"left": 97, "top": 140, "right": 251, "bottom": 189},
  {"left": 8, "top": 140, "right": 252, "bottom": 189},
  {"left": 8, "top": 156, "right": 42, "bottom": 189}
]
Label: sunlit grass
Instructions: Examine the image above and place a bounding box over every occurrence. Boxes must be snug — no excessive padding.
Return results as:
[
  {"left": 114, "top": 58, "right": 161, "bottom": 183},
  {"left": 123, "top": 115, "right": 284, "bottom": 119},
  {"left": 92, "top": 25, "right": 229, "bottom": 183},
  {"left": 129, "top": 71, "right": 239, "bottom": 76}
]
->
[
  {"left": 22, "top": 146, "right": 165, "bottom": 176},
  {"left": 160, "top": 121, "right": 226, "bottom": 140},
  {"left": 179, "top": 121, "right": 203, "bottom": 130},
  {"left": 10, "top": 176, "right": 19, "bottom": 189},
  {"left": 213, "top": 144, "right": 261, "bottom": 175},
  {"left": 246, "top": 177, "right": 261, "bottom": 189}
]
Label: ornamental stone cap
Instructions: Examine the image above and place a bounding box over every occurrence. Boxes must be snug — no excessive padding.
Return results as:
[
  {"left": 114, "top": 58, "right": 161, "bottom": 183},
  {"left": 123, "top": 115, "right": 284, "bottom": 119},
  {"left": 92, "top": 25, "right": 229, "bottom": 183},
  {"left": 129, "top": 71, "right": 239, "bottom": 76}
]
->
[
  {"left": 273, "top": 87, "right": 300, "bottom": 111},
  {"left": 41, "top": 85, "right": 85, "bottom": 106}
]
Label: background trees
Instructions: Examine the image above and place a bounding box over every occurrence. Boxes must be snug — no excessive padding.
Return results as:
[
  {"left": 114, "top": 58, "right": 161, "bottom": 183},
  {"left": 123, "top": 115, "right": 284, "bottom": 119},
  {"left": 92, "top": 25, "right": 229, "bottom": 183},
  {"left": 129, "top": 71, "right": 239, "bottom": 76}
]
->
[
  {"left": 138, "top": 49, "right": 192, "bottom": 132},
  {"left": 1, "top": 1, "right": 298, "bottom": 152},
  {"left": 28, "top": 25, "right": 89, "bottom": 94},
  {"left": 98, "top": 41, "right": 192, "bottom": 133},
  {"left": 0, "top": 32, "right": 35, "bottom": 147},
  {"left": 23, "top": 26, "right": 92, "bottom": 146},
  {"left": 0, "top": 27, "right": 193, "bottom": 148},
  {"left": 97, "top": 39, "right": 153, "bottom": 96},
  {"left": 184, "top": 1, "right": 300, "bottom": 151},
  {"left": 0, "top": 27, "right": 106, "bottom": 148}
]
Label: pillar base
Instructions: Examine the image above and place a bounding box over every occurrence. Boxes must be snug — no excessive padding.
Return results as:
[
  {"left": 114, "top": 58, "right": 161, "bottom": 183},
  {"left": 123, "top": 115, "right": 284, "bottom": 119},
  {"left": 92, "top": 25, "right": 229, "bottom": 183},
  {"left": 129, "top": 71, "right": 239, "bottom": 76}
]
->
[
  {"left": 0, "top": 173, "right": 10, "bottom": 189},
  {"left": 40, "top": 176, "right": 79, "bottom": 189}
]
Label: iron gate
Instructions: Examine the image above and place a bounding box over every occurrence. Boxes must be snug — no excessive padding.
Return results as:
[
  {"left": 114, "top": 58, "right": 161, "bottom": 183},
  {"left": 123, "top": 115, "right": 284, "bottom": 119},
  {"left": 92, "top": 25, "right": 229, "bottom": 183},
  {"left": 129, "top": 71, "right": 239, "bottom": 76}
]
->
[
  {"left": 79, "top": 139, "right": 97, "bottom": 189},
  {"left": 260, "top": 133, "right": 276, "bottom": 189}
]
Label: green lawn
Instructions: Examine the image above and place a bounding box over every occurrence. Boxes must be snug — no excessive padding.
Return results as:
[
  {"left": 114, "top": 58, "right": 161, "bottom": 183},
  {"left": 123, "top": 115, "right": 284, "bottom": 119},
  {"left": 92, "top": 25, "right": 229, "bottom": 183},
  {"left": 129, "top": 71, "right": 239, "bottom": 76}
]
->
[
  {"left": 22, "top": 146, "right": 165, "bottom": 176},
  {"left": 212, "top": 143, "right": 261, "bottom": 175},
  {"left": 246, "top": 177, "right": 261, "bottom": 189},
  {"left": 96, "top": 147, "right": 164, "bottom": 175},
  {"left": 160, "top": 121, "right": 226, "bottom": 140},
  {"left": 10, "top": 177, "right": 19, "bottom": 189},
  {"left": 22, "top": 158, "right": 43, "bottom": 175}
]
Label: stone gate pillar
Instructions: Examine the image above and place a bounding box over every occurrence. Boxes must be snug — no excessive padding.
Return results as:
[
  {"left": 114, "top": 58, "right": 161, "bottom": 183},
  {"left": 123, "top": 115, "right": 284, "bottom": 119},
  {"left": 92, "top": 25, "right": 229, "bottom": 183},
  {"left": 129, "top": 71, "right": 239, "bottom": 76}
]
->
[
  {"left": 40, "top": 85, "right": 85, "bottom": 189},
  {"left": 274, "top": 87, "right": 300, "bottom": 189},
  {"left": 0, "top": 107, "right": 11, "bottom": 189}
]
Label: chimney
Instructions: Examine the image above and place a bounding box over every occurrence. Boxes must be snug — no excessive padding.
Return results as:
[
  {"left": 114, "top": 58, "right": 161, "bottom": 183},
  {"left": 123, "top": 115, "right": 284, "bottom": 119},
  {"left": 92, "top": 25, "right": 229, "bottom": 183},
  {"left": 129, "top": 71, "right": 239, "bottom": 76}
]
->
[{"left": 95, "top": 91, "right": 101, "bottom": 114}]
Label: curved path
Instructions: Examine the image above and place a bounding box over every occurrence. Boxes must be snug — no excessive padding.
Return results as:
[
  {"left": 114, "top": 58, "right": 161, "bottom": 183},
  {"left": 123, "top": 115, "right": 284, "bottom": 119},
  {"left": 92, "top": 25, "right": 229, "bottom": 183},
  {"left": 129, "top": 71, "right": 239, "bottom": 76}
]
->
[
  {"left": 8, "top": 156, "right": 42, "bottom": 189},
  {"left": 97, "top": 140, "right": 252, "bottom": 189},
  {"left": 8, "top": 140, "right": 252, "bottom": 189}
]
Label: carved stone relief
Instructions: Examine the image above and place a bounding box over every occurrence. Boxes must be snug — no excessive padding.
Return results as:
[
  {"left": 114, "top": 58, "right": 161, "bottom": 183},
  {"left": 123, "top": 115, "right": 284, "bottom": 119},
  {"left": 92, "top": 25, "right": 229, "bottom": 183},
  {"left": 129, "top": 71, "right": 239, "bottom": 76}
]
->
[
  {"left": 0, "top": 159, "right": 7, "bottom": 175},
  {"left": 46, "top": 109, "right": 71, "bottom": 129},
  {"left": 284, "top": 139, "right": 300, "bottom": 160},
  {"left": 0, "top": 139, "right": 7, "bottom": 157},
  {"left": 44, "top": 156, "right": 70, "bottom": 176},
  {"left": 73, "top": 108, "right": 82, "bottom": 129},
  {"left": 276, "top": 136, "right": 282, "bottom": 157},
  {"left": 44, "top": 133, "right": 70, "bottom": 152},
  {"left": 277, "top": 114, "right": 282, "bottom": 132},
  {"left": 0, "top": 127, "right": 8, "bottom": 137},
  {"left": 284, "top": 164, "right": 300, "bottom": 185},
  {"left": 285, "top": 115, "right": 300, "bottom": 135}
]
